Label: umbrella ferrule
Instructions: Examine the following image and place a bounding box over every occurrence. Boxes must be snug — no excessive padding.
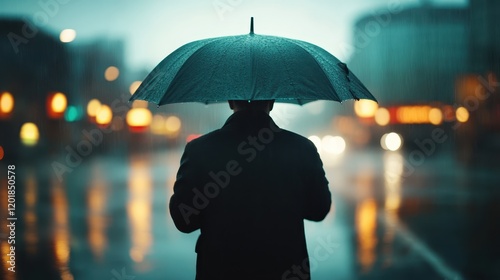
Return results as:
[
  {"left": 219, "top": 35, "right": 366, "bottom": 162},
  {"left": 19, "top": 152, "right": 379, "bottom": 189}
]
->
[{"left": 250, "top": 17, "right": 254, "bottom": 35}]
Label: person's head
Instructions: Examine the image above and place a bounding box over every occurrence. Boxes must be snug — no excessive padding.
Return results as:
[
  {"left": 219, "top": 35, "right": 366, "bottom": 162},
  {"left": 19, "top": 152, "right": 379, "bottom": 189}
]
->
[{"left": 228, "top": 100, "right": 275, "bottom": 114}]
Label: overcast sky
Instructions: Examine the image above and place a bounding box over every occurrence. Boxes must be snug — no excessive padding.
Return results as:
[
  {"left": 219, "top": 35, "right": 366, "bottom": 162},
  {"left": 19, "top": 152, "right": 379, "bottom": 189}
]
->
[{"left": 0, "top": 0, "right": 468, "bottom": 69}]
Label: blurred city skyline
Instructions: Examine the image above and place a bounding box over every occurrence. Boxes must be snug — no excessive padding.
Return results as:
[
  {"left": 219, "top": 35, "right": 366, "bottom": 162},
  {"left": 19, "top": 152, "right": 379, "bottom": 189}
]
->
[{"left": 0, "top": 0, "right": 468, "bottom": 69}]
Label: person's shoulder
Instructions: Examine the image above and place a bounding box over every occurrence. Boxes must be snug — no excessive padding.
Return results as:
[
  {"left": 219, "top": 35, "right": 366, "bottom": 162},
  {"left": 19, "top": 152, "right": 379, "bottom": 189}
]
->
[
  {"left": 278, "top": 128, "right": 305, "bottom": 139},
  {"left": 184, "top": 129, "right": 224, "bottom": 150},
  {"left": 277, "top": 128, "right": 317, "bottom": 150}
]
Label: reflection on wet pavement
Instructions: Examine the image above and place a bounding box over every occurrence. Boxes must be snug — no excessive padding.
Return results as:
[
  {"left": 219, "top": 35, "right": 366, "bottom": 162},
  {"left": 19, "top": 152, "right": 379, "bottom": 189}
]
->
[
  {"left": 87, "top": 164, "right": 108, "bottom": 260},
  {"left": 127, "top": 154, "right": 153, "bottom": 267},
  {"left": 356, "top": 198, "right": 377, "bottom": 273},
  {"left": 5, "top": 147, "right": 500, "bottom": 279},
  {"left": 51, "top": 176, "right": 73, "bottom": 280}
]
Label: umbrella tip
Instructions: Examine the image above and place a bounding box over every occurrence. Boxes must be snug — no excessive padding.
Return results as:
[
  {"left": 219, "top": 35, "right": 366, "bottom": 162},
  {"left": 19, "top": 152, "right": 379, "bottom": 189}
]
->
[{"left": 250, "top": 17, "right": 254, "bottom": 35}]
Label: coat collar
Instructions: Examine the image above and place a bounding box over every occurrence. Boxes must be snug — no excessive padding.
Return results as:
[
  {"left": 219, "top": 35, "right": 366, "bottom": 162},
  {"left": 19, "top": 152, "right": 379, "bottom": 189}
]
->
[{"left": 222, "top": 110, "right": 279, "bottom": 131}]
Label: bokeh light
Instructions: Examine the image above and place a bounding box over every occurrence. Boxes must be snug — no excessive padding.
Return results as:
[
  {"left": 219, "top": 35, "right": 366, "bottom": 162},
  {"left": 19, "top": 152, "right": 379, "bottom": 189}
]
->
[
  {"left": 456, "top": 107, "right": 469, "bottom": 123},
  {"left": 104, "top": 66, "right": 120, "bottom": 81},
  {"left": 59, "top": 29, "right": 76, "bottom": 43},
  {"left": 322, "top": 135, "right": 346, "bottom": 155},
  {"left": 308, "top": 135, "right": 322, "bottom": 151},
  {"left": 354, "top": 100, "right": 378, "bottom": 118},
  {"left": 51, "top": 92, "right": 67, "bottom": 113},
  {"left": 126, "top": 108, "right": 152, "bottom": 132},
  {"left": 381, "top": 132, "right": 402, "bottom": 152},
  {"left": 0, "top": 145, "right": 4, "bottom": 160},
  {"left": 87, "top": 99, "right": 101, "bottom": 118},
  {"left": 151, "top": 115, "right": 166, "bottom": 135},
  {"left": 20, "top": 122, "right": 40, "bottom": 146},
  {"left": 132, "top": 100, "right": 148, "bottom": 109},
  {"left": 64, "top": 106, "right": 83, "bottom": 122},
  {"left": 165, "top": 116, "right": 181, "bottom": 135},
  {"left": 95, "top": 105, "right": 113, "bottom": 126},
  {"left": 186, "top": 134, "right": 202, "bottom": 143},
  {"left": 428, "top": 108, "right": 443, "bottom": 125},
  {"left": 129, "top": 81, "right": 142, "bottom": 95},
  {"left": 47, "top": 92, "right": 67, "bottom": 119},
  {"left": 0, "top": 92, "right": 14, "bottom": 115},
  {"left": 374, "top": 107, "right": 390, "bottom": 126}
]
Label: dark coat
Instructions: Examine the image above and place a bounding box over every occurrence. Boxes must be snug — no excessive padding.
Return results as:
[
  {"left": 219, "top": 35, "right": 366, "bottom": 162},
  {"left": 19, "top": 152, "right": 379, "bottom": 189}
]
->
[{"left": 170, "top": 110, "right": 331, "bottom": 280}]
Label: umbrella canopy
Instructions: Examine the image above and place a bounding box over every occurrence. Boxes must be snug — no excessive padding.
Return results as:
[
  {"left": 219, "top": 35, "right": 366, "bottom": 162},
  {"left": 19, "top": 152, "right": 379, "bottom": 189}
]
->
[{"left": 130, "top": 18, "right": 376, "bottom": 106}]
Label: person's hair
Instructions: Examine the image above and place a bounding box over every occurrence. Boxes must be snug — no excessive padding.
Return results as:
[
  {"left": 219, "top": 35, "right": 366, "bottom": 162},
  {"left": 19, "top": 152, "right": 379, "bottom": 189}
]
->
[{"left": 230, "top": 100, "right": 274, "bottom": 111}]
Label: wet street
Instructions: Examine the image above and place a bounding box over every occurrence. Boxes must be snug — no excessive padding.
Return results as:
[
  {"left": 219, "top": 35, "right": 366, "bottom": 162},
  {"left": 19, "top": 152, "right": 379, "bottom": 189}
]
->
[{"left": 2, "top": 147, "right": 500, "bottom": 280}]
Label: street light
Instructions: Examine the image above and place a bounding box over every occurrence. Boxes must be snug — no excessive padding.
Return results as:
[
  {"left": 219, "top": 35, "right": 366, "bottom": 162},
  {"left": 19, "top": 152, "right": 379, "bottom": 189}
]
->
[
  {"left": 151, "top": 115, "right": 166, "bottom": 135},
  {"left": 322, "top": 135, "right": 346, "bottom": 155},
  {"left": 20, "top": 122, "right": 40, "bottom": 146},
  {"left": 60, "top": 29, "right": 76, "bottom": 43},
  {"left": 87, "top": 99, "right": 101, "bottom": 122},
  {"left": 165, "top": 116, "right": 181, "bottom": 138},
  {"left": 0, "top": 92, "right": 14, "bottom": 118},
  {"left": 456, "top": 107, "right": 469, "bottom": 123},
  {"left": 52, "top": 93, "right": 67, "bottom": 112},
  {"left": 47, "top": 92, "right": 67, "bottom": 119},
  {"left": 374, "top": 107, "right": 390, "bottom": 126},
  {"left": 354, "top": 100, "right": 378, "bottom": 118},
  {"left": 96, "top": 105, "right": 113, "bottom": 127},
  {"left": 126, "top": 108, "right": 152, "bottom": 133},
  {"left": 428, "top": 108, "right": 443, "bottom": 125},
  {"left": 381, "top": 132, "right": 402, "bottom": 152},
  {"left": 104, "top": 66, "right": 120, "bottom": 81}
]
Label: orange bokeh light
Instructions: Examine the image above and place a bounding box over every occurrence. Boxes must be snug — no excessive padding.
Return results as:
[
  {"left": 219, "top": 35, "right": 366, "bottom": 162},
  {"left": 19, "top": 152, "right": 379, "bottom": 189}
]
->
[
  {"left": 0, "top": 92, "right": 14, "bottom": 118},
  {"left": 47, "top": 92, "right": 67, "bottom": 119}
]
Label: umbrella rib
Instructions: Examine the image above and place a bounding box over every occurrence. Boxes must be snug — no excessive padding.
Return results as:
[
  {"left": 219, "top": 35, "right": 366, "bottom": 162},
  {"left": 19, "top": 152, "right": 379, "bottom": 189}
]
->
[
  {"left": 198, "top": 36, "right": 246, "bottom": 103},
  {"left": 285, "top": 38, "right": 376, "bottom": 102},
  {"left": 270, "top": 38, "right": 301, "bottom": 102},
  {"left": 149, "top": 38, "right": 222, "bottom": 105},
  {"left": 159, "top": 36, "right": 234, "bottom": 104},
  {"left": 281, "top": 37, "right": 344, "bottom": 101}
]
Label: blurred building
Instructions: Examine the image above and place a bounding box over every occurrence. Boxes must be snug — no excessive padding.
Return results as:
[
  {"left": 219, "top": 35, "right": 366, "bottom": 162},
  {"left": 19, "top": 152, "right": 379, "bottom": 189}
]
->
[
  {"left": 0, "top": 18, "right": 74, "bottom": 160},
  {"left": 456, "top": 0, "right": 500, "bottom": 164},
  {"left": 0, "top": 18, "right": 130, "bottom": 161},
  {"left": 348, "top": 5, "right": 470, "bottom": 106},
  {"left": 469, "top": 0, "right": 500, "bottom": 76},
  {"left": 347, "top": 1, "right": 500, "bottom": 162},
  {"left": 73, "top": 38, "right": 127, "bottom": 105},
  {"left": 71, "top": 37, "right": 132, "bottom": 143}
]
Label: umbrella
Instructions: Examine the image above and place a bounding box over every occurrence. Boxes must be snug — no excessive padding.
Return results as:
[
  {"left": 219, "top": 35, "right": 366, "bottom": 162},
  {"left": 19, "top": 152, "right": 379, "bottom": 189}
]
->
[{"left": 130, "top": 18, "right": 376, "bottom": 106}]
